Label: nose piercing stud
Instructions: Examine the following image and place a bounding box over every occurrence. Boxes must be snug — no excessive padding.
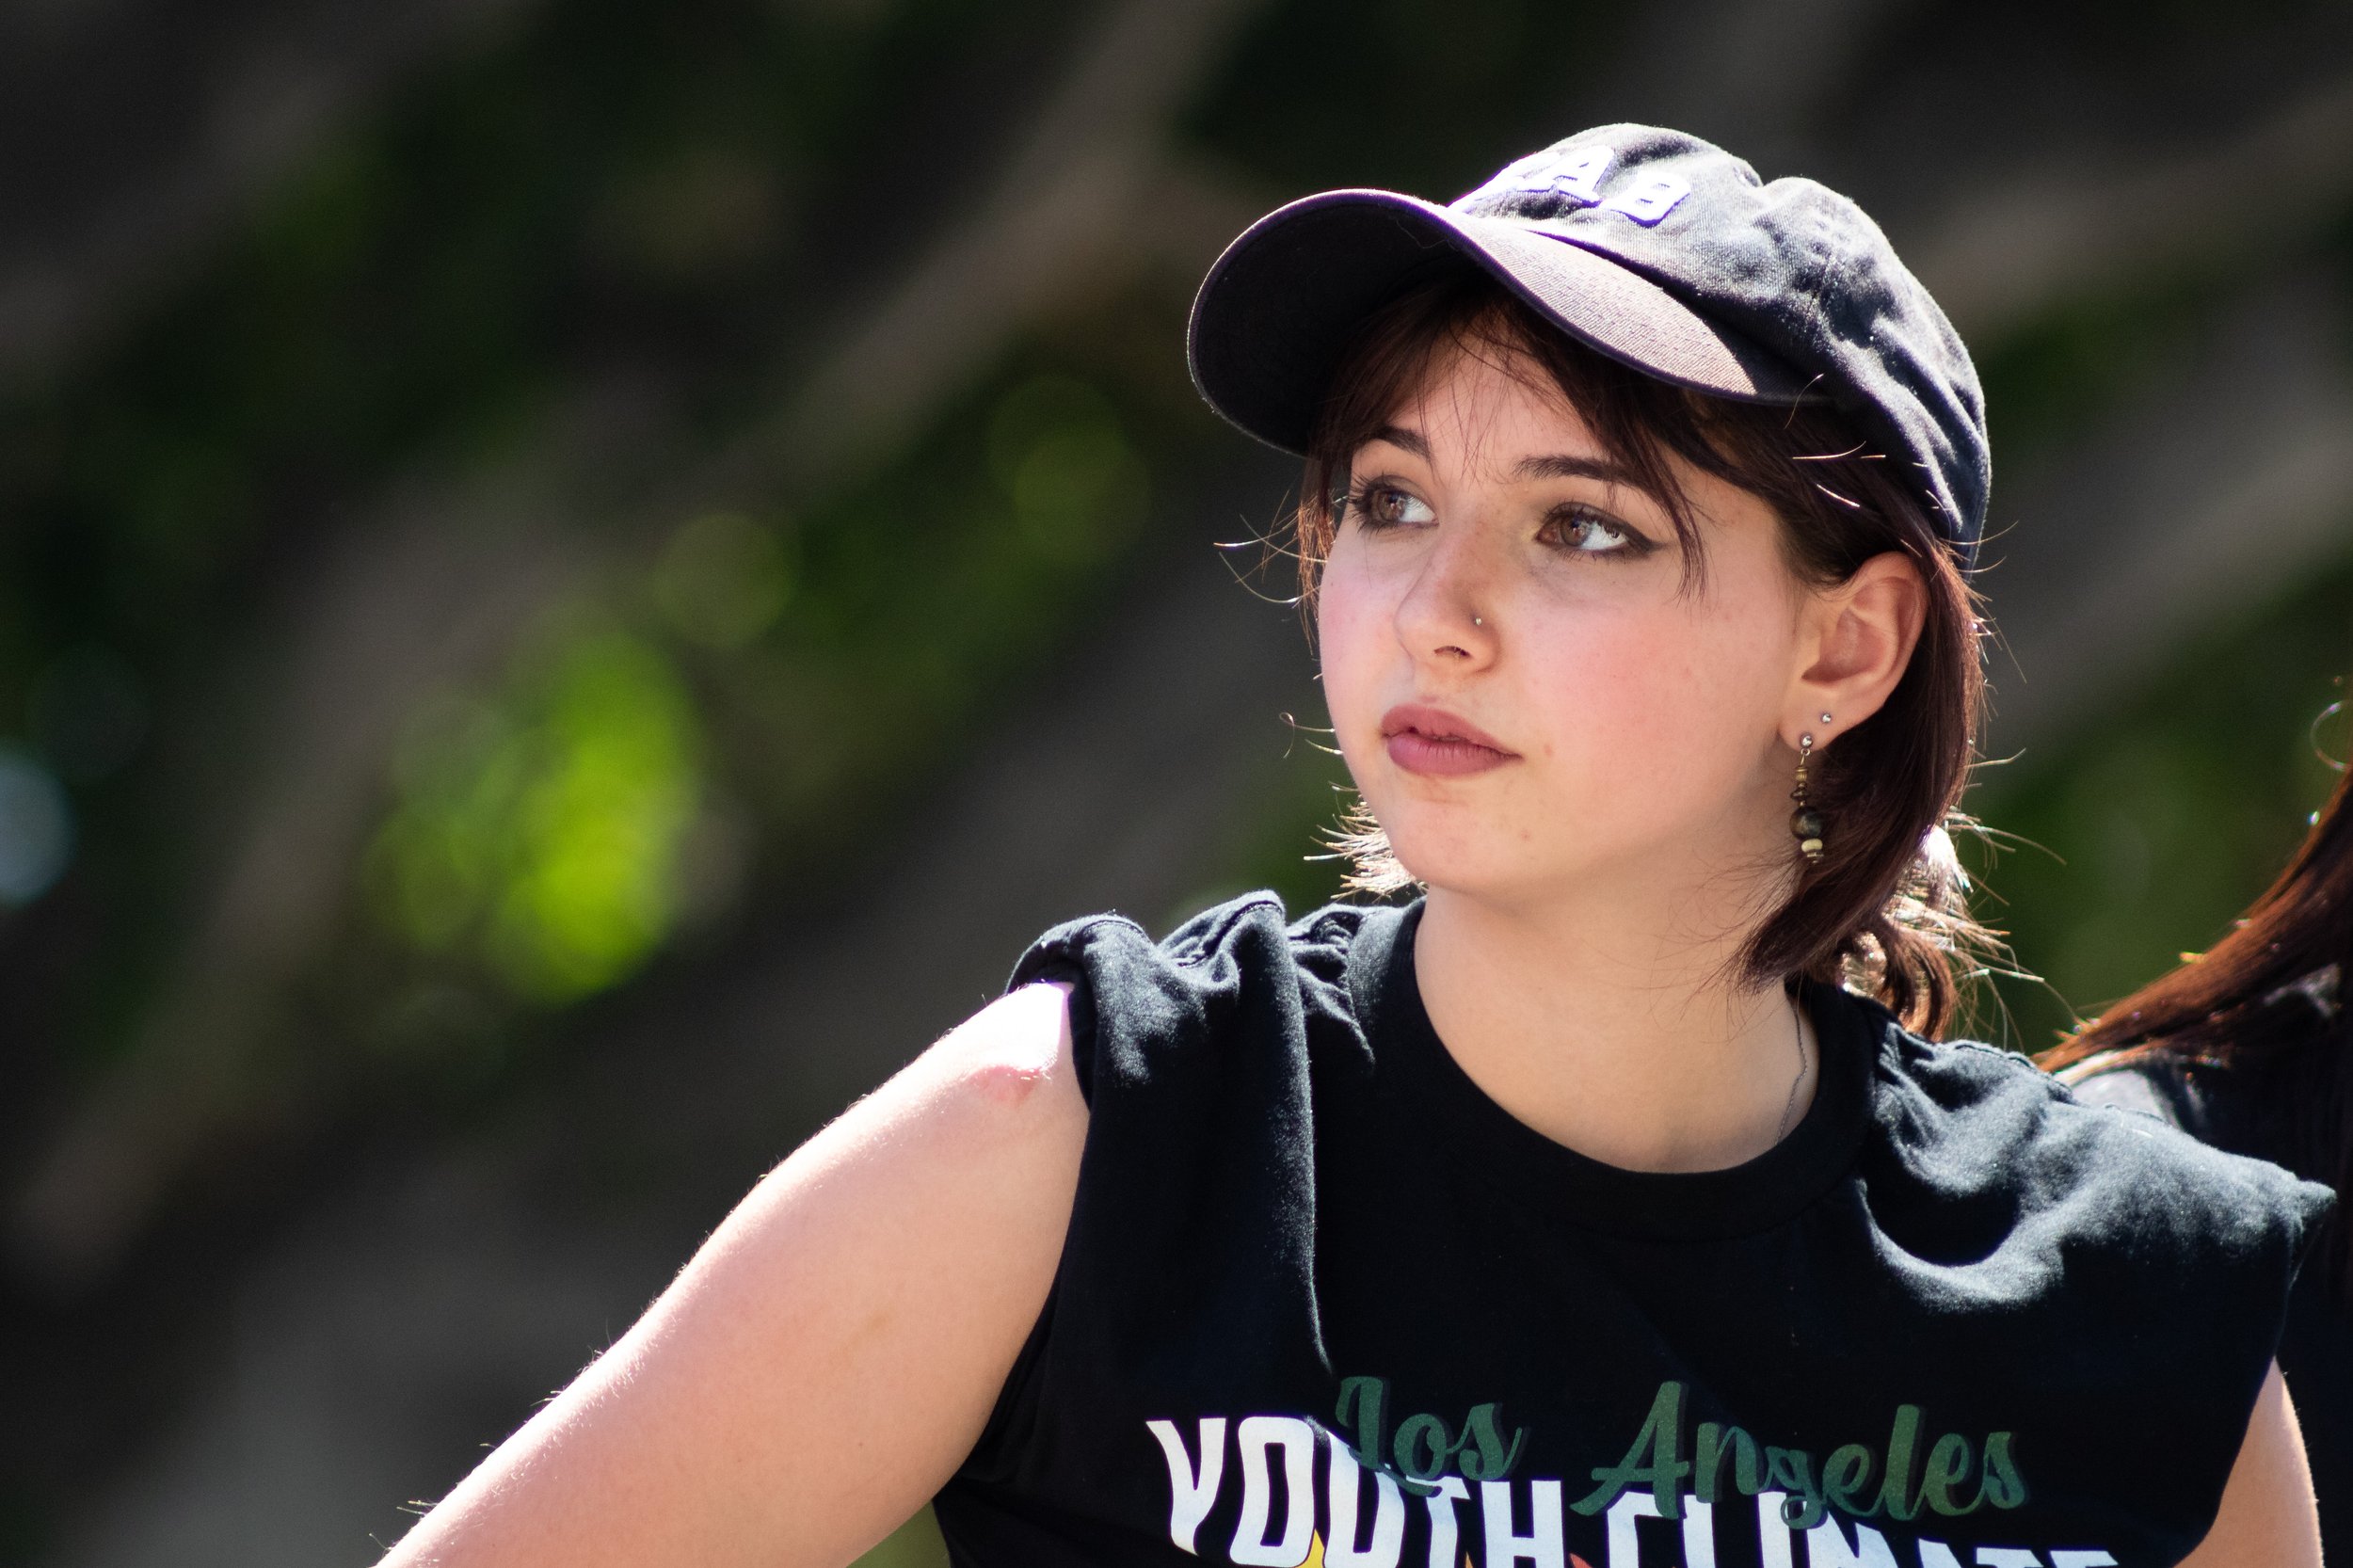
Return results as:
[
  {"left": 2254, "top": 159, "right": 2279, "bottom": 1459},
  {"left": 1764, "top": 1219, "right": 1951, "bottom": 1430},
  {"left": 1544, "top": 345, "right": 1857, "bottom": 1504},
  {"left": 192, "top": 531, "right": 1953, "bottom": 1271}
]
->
[{"left": 1474, "top": 616, "right": 1484, "bottom": 627}]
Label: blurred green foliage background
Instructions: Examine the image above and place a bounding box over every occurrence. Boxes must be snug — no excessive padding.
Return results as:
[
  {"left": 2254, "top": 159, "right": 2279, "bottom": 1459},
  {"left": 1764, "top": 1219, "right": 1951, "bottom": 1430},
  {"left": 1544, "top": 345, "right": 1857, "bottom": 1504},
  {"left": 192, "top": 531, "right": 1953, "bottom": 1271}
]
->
[{"left": 1, "top": 0, "right": 2351, "bottom": 1562}]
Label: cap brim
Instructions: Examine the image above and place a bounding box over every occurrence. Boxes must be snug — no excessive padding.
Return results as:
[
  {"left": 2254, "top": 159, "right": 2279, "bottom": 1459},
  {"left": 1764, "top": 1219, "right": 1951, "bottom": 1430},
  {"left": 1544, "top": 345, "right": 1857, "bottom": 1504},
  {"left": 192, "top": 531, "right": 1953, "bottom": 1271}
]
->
[{"left": 1187, "top": 190, "right": 1823, "bottom": 456}]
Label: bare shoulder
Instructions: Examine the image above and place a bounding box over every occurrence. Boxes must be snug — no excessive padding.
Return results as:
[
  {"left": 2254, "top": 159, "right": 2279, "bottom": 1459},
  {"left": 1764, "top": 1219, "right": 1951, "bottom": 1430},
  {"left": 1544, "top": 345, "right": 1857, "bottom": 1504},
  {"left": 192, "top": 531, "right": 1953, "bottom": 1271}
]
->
[
  {"left": 379, "top": 982, "right": 1088, "bottom": 1568},
  {"left": 869, "top": 977, "right": 1089, "bottom": 1126},
  {"left": 690, "top": 976, "right": 1089, "bottom": 1332}
]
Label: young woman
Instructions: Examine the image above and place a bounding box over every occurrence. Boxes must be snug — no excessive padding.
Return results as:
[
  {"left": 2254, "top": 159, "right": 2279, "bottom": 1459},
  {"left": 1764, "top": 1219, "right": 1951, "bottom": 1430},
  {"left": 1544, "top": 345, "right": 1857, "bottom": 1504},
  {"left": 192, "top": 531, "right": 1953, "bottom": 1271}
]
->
[
  {"left": 380, "top": 127, "right": 2327, "bottom": 1568},
  {"left": 2050, "top": 744, "right": 2353, "bottom": 1558}
]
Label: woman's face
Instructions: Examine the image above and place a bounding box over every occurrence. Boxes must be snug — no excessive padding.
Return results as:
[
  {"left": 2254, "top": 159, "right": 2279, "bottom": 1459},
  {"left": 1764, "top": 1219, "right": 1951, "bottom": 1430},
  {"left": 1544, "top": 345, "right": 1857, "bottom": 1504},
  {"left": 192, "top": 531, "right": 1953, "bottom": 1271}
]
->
[{"left": 1317, "top": 345, "right": 1817, "bottom": 913}]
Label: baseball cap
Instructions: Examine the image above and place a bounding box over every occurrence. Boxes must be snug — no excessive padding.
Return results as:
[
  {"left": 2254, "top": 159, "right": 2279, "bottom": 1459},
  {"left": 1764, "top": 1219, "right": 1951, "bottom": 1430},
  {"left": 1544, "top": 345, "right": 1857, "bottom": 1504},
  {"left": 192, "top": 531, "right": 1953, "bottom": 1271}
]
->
[{"left": 1185, "top": 124, "right": 1989, "bottom": 568}]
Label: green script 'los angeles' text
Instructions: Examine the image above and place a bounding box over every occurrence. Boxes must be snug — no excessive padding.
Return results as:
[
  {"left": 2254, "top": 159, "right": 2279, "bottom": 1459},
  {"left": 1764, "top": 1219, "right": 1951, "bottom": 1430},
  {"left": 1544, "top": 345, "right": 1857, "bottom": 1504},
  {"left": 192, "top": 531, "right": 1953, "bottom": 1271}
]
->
[
  {"left": 1576, "top": 1380, "right": 2027, "bottom": 1530},
  {"left": 1333, "top": 1375, "right": 2026, "bottom": 1532}
]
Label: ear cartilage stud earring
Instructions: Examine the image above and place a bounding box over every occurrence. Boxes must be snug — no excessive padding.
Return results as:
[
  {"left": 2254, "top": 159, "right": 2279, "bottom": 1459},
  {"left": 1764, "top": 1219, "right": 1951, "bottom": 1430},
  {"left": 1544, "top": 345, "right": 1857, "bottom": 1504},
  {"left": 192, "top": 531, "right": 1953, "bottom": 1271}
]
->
[
  {"left": 1819, "top": 712, "right": 1833, "bottom": 725},
  {"left": 1790, "top": 733, "right": 1826, "bottom": 865}
]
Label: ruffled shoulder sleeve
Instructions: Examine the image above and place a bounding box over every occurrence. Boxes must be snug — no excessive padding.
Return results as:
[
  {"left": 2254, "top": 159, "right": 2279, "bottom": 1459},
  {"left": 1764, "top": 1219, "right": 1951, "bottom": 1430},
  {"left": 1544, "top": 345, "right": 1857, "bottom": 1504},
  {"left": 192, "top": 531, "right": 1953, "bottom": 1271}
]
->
[
  {"left": 1865, "top": 1023, "right": 2334, "bottom": 1552},
  {"left": 1006, "top": 893, "right": 1365, "bottom": 1105},
  {"left": 959, "top": 896, "right": 1374, "bottom": 1493}
]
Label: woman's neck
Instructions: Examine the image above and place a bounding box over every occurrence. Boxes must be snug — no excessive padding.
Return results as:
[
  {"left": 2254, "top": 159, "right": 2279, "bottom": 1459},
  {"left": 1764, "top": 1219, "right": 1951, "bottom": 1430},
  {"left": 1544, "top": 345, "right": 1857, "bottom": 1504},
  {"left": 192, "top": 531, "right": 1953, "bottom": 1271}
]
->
[{"left": 1412, "top": 883, "right": 1817, "bottom": 1173}]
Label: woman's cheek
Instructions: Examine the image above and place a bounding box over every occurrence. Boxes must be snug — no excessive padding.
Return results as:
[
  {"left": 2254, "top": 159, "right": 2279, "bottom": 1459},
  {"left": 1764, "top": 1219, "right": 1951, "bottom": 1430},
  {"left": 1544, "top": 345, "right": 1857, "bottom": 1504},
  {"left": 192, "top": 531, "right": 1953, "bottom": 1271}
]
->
[
  {"left": 1609, "top": 618, "right": 1781, "bottom": 810},
  {"left": 1314, "top": 565, "right": 1389, "bottom": 751},
  {"left": 1521, "top": 617, "right": 1673, "bottom": 739},
  {"left": 1517, "top": 621, "right": 1730, "bottom": 816}
]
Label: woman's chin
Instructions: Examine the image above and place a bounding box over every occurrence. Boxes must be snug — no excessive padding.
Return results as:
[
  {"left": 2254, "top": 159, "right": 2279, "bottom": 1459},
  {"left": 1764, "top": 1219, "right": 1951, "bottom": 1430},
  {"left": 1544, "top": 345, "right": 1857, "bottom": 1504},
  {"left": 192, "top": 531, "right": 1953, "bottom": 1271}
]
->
[{"left": 1384, "top": 838, "right": 1556, "bottom": 904}]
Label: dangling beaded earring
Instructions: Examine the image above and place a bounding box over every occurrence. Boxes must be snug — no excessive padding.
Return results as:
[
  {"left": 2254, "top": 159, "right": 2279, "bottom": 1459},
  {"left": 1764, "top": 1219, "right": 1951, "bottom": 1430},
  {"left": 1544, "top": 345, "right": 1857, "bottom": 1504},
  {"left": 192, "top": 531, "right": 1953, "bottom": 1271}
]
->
[{"left": 1790, "top": 723, "right": 1827, "bottom": 865}]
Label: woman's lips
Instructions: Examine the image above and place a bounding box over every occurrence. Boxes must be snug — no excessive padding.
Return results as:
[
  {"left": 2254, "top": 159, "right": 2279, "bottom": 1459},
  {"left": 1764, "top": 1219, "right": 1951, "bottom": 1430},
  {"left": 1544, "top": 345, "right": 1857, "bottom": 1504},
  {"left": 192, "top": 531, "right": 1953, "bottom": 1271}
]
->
[{"left": 1380, "top": 704, "right": 1517, "bottom": 777}]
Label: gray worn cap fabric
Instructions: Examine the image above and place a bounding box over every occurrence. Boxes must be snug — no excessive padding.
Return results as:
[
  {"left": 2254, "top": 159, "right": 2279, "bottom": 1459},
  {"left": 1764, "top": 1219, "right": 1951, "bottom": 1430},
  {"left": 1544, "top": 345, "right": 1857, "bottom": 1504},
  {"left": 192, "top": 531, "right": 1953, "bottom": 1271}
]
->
[{"left": 1186, "top": 124, "right": 1989, "bottom": 568}]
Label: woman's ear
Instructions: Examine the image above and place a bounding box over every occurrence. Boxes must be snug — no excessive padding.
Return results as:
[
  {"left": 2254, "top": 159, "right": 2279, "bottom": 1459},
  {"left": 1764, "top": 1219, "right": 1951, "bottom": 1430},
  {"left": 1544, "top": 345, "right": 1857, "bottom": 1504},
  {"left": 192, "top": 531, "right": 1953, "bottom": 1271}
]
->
[{"left": 1786, "top": 551, "right": 1927, "bottom": 746}]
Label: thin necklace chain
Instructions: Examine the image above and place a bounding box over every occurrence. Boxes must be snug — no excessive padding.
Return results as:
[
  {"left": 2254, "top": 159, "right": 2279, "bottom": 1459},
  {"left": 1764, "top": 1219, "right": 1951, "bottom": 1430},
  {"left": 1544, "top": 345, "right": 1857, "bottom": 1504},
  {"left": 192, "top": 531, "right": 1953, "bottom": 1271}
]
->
[{"left": 1774, "top": 992, "right": 1810, "bottom": 1143}]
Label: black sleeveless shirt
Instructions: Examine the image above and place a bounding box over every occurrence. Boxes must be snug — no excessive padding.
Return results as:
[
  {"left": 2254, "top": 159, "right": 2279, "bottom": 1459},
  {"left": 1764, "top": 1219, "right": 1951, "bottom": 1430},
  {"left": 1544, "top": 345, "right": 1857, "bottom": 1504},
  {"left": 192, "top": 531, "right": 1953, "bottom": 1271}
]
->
[
  {"left": 933, "top": 897, "right": 2332, "bottom": 1568},
  {"left": 2066, "top": 1056, "right": 2351, "bottom": 1560}
]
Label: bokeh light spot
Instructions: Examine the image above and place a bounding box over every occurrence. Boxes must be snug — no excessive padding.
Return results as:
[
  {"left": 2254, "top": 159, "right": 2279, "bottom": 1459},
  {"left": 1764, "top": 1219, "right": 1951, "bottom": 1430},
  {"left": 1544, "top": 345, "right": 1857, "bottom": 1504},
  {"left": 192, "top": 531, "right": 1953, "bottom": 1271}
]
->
[
  {"left": 986, "top": 376, "right": 1146, "bottom": 564},
  {"left": 366, "top": 624, "right": 703, "bottom": 1003},
  {"left": 0, "top": 746, "right": 74, "bottom": 906},
  {"left": 653, "top": 512, "right": 796, "bottom": 649}
]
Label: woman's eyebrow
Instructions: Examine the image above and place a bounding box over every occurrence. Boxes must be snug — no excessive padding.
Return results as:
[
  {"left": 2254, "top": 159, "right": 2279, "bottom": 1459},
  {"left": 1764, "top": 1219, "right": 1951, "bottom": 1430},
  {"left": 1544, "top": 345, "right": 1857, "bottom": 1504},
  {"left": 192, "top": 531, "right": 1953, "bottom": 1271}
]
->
[
  {"left": 1365, "top": 424, "right": 1431, "bottom": 459},
  {"left": 1360, "top": 431, "right": 1649, "bottom": 495},
  {"left": 1513, "top": 453, "right": 1643, "bottom": 488}
]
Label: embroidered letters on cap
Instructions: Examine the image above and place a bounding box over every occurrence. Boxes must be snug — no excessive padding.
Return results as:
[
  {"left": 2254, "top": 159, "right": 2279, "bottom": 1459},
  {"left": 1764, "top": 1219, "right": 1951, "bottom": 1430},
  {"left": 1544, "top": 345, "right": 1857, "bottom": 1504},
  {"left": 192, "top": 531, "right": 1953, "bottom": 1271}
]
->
[
  {"left": 1600, "top": 173, "right": 1690, "bottom": 226},
  {"left": 1535, "top": 146, "right": 1613, "bottom": 203},
  {"left": 1477, "top": 145, "right": 1616, "bottom": 206}
]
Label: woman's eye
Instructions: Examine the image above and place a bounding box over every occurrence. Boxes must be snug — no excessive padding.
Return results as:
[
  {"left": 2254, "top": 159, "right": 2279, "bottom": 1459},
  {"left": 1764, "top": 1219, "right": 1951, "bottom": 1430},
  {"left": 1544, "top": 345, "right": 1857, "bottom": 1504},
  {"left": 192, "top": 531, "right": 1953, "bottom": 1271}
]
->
[
  {"left": 1544, "top": 507, "right": 1642, "bottom": 554},
  {"left": 1353, "top": 485, "right": 1435, "bottom": 528}
]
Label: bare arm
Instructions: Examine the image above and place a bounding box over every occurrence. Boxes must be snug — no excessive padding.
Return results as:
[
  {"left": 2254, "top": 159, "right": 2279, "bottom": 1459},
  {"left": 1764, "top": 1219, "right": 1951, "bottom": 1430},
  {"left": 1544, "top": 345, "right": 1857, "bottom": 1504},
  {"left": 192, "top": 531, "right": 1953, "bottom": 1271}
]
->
[
  {"left": 380, "top": 980, "right": 1089, "bottom": 1568},
  {"left": 2177, "top": 1361, "right": 2322, "bottom": 1568}
]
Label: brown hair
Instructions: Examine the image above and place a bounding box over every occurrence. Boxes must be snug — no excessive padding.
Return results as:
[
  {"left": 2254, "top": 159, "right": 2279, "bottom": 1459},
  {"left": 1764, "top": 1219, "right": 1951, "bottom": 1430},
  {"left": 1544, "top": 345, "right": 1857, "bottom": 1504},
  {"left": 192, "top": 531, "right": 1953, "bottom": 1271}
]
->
[
  {"left": 1296, "top": 270, "right": 1989, "bottom": 1036},
  {"left": 2041, "top": 756, "right": 2353, "bottom": 1297}
]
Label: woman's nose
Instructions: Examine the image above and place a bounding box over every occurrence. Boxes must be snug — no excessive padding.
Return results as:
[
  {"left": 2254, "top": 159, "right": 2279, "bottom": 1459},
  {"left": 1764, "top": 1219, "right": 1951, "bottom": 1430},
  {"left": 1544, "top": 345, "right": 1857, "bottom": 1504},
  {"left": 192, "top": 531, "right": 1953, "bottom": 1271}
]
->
[{"left": 1395, "top": 527, "right": 1499, "bottom": 666}]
